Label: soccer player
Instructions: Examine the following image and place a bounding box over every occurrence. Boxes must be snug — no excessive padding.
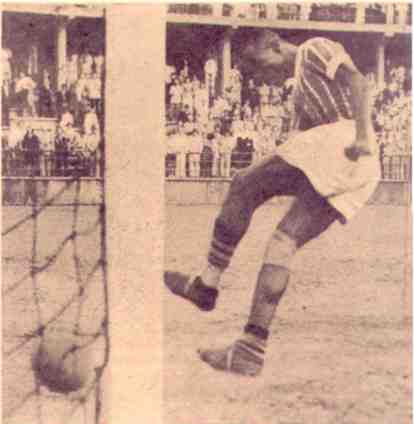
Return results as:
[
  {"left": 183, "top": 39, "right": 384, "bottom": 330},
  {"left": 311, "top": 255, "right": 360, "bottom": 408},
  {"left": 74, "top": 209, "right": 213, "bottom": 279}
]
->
[{"left": 165, "top": 31, "right": 380, "bottom": 377}]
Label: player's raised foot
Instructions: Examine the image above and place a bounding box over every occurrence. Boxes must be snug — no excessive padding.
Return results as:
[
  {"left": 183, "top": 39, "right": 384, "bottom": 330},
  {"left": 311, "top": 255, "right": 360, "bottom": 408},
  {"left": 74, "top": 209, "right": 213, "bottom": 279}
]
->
[
  {"left": 164, "top": 271, "right": 218, "bottom": 311},
  {"left": 198, "top": 340, "right": 264, "bottom": 377}
]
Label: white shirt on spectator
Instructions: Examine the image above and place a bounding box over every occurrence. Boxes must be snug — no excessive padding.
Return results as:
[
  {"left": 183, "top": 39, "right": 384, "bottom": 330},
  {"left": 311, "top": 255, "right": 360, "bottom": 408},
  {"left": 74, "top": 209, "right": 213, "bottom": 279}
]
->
[
  {"left": 204, "top": 59, "right": 218, "bottom": 78},
  {"left": 259, "top": 84, "right": 270, "bottom": 103},
  {"left": 170, "top": 84, "right": 183, "bottom": 105},
  {"left": 84, "top": 111, "right": 100, "bottom": 137},
  {"left": 2, "top": 48, "right": 12, "bottom": 80},
  {"left": 67, "top": 55, "right": 79, "bottom": 86},
  {"left": 76, "top": 77, "right": 89, "bottom": 101},
  {"left": 94, "top": 55, "right": 105, "bottom": 77},
  {"left": 61, "top": 111, "right": 74, "bottom": 129},
  {"left": 9, "top": 123, "right": 26, "bottom": 149},
  {"left": 83, "top": 133, "right": 100, "bottom": 152},
  {"left": 15, "top": 75, "right": 36, "bottom": 92},
  {"left": 168, "top": 132, "right": 189, "bottom": 154},
  {"left": 233, "top": 3, "right": 249, "bottom": 17},
  {"left": 88, "top": 76, "right": 102, "bottom": 100},
  {"left": 189, "top": 133, "right": 203, "bottom": 154},
  {"left": 81, "top": 54, "right": 94, "bottom": 77},
  {"left": 182, "top": 82, "right": 194, "bottom": 108},
  {"left": 219, "top": 134, "right": 236, "bottom": 154}
]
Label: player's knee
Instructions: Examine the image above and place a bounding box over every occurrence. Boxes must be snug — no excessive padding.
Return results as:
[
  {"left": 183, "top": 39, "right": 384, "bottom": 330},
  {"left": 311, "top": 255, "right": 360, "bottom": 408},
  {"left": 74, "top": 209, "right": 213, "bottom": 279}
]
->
[
  {"left": 263, "top": 230, "right": 297, "bottom": 269},
  {"left": 229, "top": 171, "right": 247, "bottom": 197}
]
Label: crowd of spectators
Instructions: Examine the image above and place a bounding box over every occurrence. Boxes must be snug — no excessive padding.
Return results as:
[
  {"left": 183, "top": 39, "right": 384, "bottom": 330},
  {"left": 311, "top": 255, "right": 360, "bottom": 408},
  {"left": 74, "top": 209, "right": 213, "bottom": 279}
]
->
[
  {"left": 168, "top": 3, "right": 411, "bottom": 25},
  {"left": 370, "top": 66, "right": 411, "bottom": 155},
  {"left": 165, "top": 59, "right": 411, "bottom": 180},
  {"left": 2, "top": 47, "right": 103, "bottom": 177}
]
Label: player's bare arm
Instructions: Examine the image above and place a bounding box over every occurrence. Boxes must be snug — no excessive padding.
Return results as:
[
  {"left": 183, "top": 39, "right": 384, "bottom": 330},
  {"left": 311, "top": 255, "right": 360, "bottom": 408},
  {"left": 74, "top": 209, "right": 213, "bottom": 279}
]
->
[{"left": 337, "top": 63, "right": 375, "bottom": 161}]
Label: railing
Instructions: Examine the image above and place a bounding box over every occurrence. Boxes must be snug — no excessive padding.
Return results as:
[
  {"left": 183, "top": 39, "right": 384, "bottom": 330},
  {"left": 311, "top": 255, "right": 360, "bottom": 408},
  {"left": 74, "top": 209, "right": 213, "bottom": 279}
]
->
[
  {"left": 166, "top": 151, "right": 255, "bottom": 179},
  {"left": 166, "top": 151, "right": 412, "bottom": 182},
  {"left": 380, "top": 154, "right": 412, "bottom": 182},
  {"left": 1, "top": 149, "right": 410, "bottom": 182},
  {"left": 2, "top": 149, "right": 101, "bottom": 178}
]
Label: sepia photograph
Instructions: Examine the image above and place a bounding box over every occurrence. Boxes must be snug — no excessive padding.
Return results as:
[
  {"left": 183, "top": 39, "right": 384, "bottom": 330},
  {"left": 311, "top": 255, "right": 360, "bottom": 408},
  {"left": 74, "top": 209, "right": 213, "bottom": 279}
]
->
[
  {"left": 163, "top": 2, "right": 412, "bottom": 424},
  {"left": 1, "top": 2, "right": 412, "bottom": 424}
]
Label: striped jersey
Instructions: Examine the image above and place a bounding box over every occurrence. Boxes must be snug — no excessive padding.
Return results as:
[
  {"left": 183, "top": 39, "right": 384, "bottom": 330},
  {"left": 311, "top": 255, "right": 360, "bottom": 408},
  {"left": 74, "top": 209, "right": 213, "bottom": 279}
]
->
[{"left": 293, "top": 37, "right": 357, "bottom": 131}]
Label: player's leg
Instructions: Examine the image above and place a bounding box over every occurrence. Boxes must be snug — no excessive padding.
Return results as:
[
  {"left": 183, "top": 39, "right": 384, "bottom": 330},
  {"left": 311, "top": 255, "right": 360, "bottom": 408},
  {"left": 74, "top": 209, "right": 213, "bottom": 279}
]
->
[
  {"left": 199, "top": 183, "right": 343, "bottom": 376},
  {"left": 164, "top": 155, "right": 304, "bottom": 311}
]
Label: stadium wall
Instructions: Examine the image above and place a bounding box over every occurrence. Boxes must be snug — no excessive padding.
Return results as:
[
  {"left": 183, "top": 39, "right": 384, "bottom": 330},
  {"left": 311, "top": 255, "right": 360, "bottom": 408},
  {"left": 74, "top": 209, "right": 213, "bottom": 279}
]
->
[
  {"left": 165, "top": 179, "right": 411, "bottom": 206},
  {"left": 2, "top": 178, "right": 103, "bottom": 206},
  {"left": 1, "top": 178, "right": 410, "bottom": 206}
]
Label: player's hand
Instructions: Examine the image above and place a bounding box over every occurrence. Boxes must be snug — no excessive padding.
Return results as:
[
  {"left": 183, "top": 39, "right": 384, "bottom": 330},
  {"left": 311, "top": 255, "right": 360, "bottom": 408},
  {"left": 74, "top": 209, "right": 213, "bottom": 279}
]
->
[{"left": 344, "top": 140, "right": 374, "bottom": 162}]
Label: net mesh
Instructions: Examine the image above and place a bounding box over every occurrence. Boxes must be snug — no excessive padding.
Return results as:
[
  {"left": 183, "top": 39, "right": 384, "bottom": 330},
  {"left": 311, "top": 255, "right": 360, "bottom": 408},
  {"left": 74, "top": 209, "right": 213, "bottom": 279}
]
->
[{"left": 3, "top": 176, "right": 109, "bottom": 424}]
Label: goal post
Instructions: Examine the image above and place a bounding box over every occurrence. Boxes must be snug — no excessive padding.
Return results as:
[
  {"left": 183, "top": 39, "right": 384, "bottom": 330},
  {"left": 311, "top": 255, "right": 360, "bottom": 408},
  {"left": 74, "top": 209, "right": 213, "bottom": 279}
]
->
[{"left": 103, "top": 5, "right": 165, "bottom": 424}]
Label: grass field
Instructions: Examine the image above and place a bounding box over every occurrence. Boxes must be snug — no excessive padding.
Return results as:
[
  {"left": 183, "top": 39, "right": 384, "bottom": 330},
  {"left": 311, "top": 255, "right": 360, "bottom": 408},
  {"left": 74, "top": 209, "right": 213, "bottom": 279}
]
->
[
  {"left": 3, "top": 202, "right": 411, "bottom": 424},
  {"left": 164, "top": 203, "right": 412, "bottom": 424}
]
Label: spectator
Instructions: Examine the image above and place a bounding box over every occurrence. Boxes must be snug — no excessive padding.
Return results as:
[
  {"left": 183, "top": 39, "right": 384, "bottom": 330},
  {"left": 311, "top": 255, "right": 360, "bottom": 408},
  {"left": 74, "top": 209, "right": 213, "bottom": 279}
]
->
[
  {"left": 15, "top": 71, "right": 37, "bottom": 117},
  {"left": 38, "top": 71, "right": 55, "bottom": 118},
  {"left": 187, "top": 125, "right": 203, "bottom": 177},
  {"left": 22, "top": 128, "right": 41, "bottom": 176},
  {"left": 218, "top": 129, "right": 235, "bottom": 177},
  {"left": 88, "top": 72, "right": 102, "bottom": 115},
  {"left": 2, "top": 80, "right": 11, "bottom": 127},
  {"left": 200, "top": 134, "right": 214, "bottom": 178},
  {"left": 204, "top": 55, "right": 218, "bottom": 102},
  {"left": 169, "top": 78, "right": 183, "bottom": 122},
  {"left": 83, "top": 102, "right": 101, "bottom": 153}
]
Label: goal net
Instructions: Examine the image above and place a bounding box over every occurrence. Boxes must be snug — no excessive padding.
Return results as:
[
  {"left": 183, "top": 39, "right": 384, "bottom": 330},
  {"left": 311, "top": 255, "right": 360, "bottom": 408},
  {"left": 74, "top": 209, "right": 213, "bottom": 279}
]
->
[{"left": 3, "top": 176, "right": 109, "bottom": 424}]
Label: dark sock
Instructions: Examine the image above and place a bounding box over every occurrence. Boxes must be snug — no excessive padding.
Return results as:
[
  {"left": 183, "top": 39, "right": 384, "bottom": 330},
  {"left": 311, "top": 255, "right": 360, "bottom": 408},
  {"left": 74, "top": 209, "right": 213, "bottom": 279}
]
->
[{"left": 188, "top": 276, "right": 218, "bottom": 311}]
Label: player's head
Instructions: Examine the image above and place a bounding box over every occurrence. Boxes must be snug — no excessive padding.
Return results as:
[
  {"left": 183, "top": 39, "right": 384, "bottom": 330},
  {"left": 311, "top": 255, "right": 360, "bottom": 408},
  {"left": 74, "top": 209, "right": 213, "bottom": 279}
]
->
[{"left": 241, "top": 30, "right": 297, "bottom": 82}]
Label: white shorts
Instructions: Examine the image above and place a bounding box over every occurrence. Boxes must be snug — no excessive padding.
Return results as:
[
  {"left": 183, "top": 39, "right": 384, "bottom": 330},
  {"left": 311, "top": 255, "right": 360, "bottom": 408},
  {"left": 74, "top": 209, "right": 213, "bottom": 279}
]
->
[{"left": 277, "top": 120, "right": 381, "bottom": 222}]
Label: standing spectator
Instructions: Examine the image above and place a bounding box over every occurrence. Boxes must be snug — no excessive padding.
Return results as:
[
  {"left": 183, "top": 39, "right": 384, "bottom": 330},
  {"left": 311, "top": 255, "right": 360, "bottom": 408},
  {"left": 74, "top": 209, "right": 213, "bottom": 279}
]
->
[
  {"left": 22, "top": 128, "right": 41, "bottom": 176},
  {"left": 247, "top": 79, "right": 260, "bottom": 110},
  {"left": 56, "top": 83, "right": 70, "bottom": 120},
  {"left": 88, "top": 72, "right": 102, "bottom": 116},
  {"left": 83, "top": 102, "right": 101, "bottom": 152},
  {"left": 182, "top": 78, "right": 194, "bottom": 121},
  {"left": 94, "top": 54, "right": 105, "bottom": 79},
  {"left": 80, "top": 50, "right": 94, "bottom": 77},
  {"left": 170, "top": 78, "right": 183, "bottom": 122},
  {"left": 200, "top": 134, "right": 214, "bottom": 177},
  {"left": 187, "top": 126, "right": 203, "bottom": 177},
  {"left": 67, "top": 54, "right": 80, "bottom": 87},
  {"left": 38, "top": 71, "right": 55, "bottom": 117},
  {"left": 204, "top": 55, "right": 218, "bottom": 103},
  {"left": 194, "top": 79, "right": 209, "bottom": 124},
  {"left": 218, "top": 129, "right": 236, "bottom": 178},
  {"left": 2, "top": 48, "right": 13, "bottom": 82},
  {"left": 259, "top": 82, "right": 270, "bottom": 115},
  {"left": 2, "top": 80, "right": 11, "bottom": 127},
  {"left": 233, "top": 3, "right": 249, "bottom": 17},
  {"left": 176, "top": 122, "right": 189, "bottom": 178},
  {"left": 55, "top": 127, "right": 69, "bottom": 176},
  {"left": 242, "top": 100, "right": 253, "bottom": 121},
  {"left": 8, "top": 120, "right": 26, "bottom": 175},
  {"left": 15, "top": 71, "right": 37, "bottom": 116},
  {"left": 267, "top": 3, "right": 279, "bottom": 19}
]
